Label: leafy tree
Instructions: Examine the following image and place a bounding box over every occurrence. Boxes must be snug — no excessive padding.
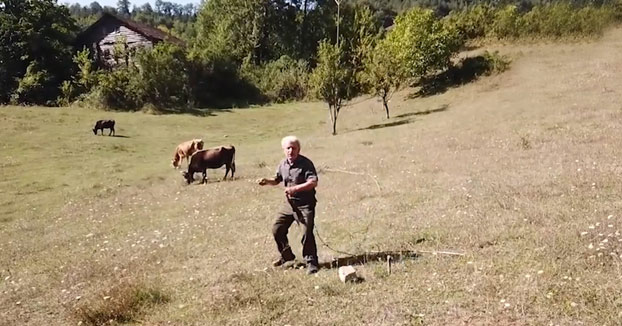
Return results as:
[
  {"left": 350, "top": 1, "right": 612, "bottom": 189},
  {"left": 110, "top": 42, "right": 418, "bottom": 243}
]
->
[
  {"left": 89, "top": 1, "right": 103, "bottom": 13},
  {"left": 0, "top": 0, "right": 79, "bottom": 105},
  {"left": 59, "top": 48, "right": 97, "bottom": 105},
  {"left": 310, "top": 40, "right": 355, "bottom": 135},
  {"left": 339, "top": 5, "right": 382, "bottom": 94},
  {"left": 387, "top": 7, "right": 463, "bottom": 79},
  {"left": 193, "top": 0, "right": 298, "bottom": 65},
  {"left": 135, "top": 43, "right": 190, "bottom": 108},
  {"left": 117, "top": 0, "right": 130, "bottom": 16},
  {"left": 363, "top": 38, "right": 407, "bottom": 119}
]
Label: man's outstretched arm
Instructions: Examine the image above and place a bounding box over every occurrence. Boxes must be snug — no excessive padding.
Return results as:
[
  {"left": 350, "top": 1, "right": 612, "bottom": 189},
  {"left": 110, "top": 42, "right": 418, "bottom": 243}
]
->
[{"left": 258, "top": 178, "right": 280, "bottom": 186}]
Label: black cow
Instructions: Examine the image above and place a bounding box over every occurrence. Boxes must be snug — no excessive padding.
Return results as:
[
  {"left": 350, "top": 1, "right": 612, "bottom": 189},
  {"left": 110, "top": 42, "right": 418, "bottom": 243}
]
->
[
  {"left": 182, "top": 145, "right": 236, "bottom": 184},
  {"left": 93, "top": 120, "right": 115, "bottom": 136}
]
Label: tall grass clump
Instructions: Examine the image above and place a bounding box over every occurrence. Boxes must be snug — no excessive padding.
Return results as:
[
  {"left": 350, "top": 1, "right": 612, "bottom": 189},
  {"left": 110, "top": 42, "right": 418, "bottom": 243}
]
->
[{"left": 71, "top": 280, "right": 169, "bottom": 326}]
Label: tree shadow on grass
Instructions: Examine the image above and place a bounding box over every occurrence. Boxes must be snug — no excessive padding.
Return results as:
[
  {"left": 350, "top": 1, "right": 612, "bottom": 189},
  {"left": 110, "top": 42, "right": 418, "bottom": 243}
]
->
[
  {"left": 150, "top": 106, "right": 232, "bottom": 117},
  {"left": 357, "top": 118, "right": 415, "bottom": 131},
  {"left": 394, "top": 104, "right": 449, "bottom": 119},
  {"left": 355, "top": 105, "right": 448, "bottom": 132},
  {"left": 409, "top": 55, "right": 491, "bottom": 99}
]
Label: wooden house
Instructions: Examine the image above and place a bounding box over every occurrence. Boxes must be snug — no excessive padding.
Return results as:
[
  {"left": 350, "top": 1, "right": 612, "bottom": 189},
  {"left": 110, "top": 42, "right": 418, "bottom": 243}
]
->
[{"left": 76, "top": 12, "right": 184, "bottom": 67}]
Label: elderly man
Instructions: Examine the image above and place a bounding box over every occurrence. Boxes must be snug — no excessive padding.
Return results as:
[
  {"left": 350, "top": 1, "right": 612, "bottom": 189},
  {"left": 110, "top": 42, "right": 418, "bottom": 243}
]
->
[{"left": 258, "top": 136, "right": 319, "bottom": 274}]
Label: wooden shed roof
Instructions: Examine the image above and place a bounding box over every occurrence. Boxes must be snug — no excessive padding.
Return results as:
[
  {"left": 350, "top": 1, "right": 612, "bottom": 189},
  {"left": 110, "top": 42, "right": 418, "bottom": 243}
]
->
[{"left": 78, "top": 12, "right": 185, "bottom": 47}]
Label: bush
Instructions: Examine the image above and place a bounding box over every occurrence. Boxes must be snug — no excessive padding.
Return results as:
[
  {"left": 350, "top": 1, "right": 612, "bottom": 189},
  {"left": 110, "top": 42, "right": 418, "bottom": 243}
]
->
[
  {"left": 482, "top": 50, "right": 512, "bottom": 75},
  {"left": 491, "top": 5, "right": 522, "bottom": 39},
  {"left": 95, "top": 67, "right": 144, "bottom": 110},
  {"left": 387, "top": 8, "right": 464, "bottom": 78},
  {"left": 10, "top": 61, "right": 54, "bottom": 105},
  {"left": 445, "top": 4, "right": 495, "bottom": 40},
  {"left": 135, "top": 43, "right": 191, "bottom": 108},
  {"left": 242, "top": 55, "right": 310, "bottom": 102},
  {"left": 490, "top": 3, "right": 613, "bottom": 40}
]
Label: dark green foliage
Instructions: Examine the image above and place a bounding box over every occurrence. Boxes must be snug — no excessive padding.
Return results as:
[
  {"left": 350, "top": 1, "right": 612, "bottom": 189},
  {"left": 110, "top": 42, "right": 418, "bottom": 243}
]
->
[
  {"left": 0, "top": 0, "right": 79, "bottom": 105},
  {"left": 444, "top": 4, "right": 495, "bottom": 39},
  {"left": 95, "top": 66, "right": 144, "bottom": 110},
  {"left": 242, "top": 56, "right": 310, "bottom": 102},
  {"left": 388, "top": 7, "right": 464, "bottom": 78},
  {"left": 135, "top": 43, "right": 190, "bottom": 108},
  {"left": 88, "top": 43, "right": 192, "bottom": 110},
  {"left": 2, "top": 0, "right": 619, "bottom": 111}
]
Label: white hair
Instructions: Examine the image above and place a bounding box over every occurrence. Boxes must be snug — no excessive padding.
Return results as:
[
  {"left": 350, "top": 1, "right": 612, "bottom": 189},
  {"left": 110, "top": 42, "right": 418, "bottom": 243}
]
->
[{"left": 281, "top": 135, "right": 300, "bottom": 148}]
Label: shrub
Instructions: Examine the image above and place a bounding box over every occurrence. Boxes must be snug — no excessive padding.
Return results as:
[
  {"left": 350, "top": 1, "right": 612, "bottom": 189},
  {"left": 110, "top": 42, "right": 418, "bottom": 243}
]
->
[
  {"left": 242, "top": 55, "right": 310, "bottom": 102},
  {"left": 445, "top": 4, "right": 495, "bottom": 40},
  {"left": 10, "top": 61, "right": 54, "bottom": 105},
  {"left": 491, "top": 5, "right": 522, "bottom": 39},
  {"left": 95, "top": 67, "right": 144, "bottom": 110},
  {"left": 387, "top": 8, "right": 464, "bottom": 78},
  {"left": 482, "top": 50, "right": 512, "bottom": 75},
  {"left": 135, "top": 43, "right": 191, "bottom": 108}
]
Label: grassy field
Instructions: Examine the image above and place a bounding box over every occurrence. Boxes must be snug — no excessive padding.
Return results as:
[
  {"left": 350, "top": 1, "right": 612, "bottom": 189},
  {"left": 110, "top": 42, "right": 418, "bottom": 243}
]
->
[{"left": 3, "top": 29, "right": 622, "bottom": 326}]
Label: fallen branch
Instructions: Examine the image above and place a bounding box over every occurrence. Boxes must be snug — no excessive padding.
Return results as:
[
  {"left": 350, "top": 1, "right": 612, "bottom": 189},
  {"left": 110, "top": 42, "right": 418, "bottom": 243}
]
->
[
  {"left": 322, "top": 167, "right": 381, "bottom": 191},
  {"left": 416, "top": 250, "right": 465, "bottom": 256}
]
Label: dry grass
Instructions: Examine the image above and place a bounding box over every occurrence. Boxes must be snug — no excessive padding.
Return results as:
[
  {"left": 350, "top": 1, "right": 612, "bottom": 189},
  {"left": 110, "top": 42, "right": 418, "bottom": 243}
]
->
[
  {"left": 3, "top": 28, "right": 622, "bottom": 325},
  {"left": 70, "top": 278, "right": 168, "bottom": 326}
]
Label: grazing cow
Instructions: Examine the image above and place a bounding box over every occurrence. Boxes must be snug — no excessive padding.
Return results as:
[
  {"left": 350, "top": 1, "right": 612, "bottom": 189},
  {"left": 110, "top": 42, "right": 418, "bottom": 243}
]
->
[
  {"left": 182, "top": 145, "right": 236, "bottom": 184},
  {"left": 172, "top": 139, "right": 204, "bottom": 169},
  {"left": 93, "top": 120, "right": 115, "bottom": 136}
]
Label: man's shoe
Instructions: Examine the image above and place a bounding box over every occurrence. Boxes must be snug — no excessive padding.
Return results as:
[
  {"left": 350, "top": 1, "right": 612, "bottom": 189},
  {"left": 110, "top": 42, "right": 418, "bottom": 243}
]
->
[
  {"left": 307, "top": 263, "right": 319, "bottom": 275},
  {"left": 272, "top": 258, "right": 294, "bottom": 267}
]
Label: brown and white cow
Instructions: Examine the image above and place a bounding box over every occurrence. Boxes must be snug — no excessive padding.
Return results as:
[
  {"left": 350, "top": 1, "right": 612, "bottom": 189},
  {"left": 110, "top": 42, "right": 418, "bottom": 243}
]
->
[
  {"left": 172, "top": 139, "right": 204, "bottom": 169},
  {"left": 182, "top": 145, "right": 236, "bottom": 184}
]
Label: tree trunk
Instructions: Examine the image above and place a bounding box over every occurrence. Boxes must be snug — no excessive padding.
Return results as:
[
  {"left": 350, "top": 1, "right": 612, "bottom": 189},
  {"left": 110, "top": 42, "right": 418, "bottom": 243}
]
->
[
  {"left": 299, "top": 0, "right": 308, "bottom": 58},
  {"left": 382, "top": 93, "right": 390, "bottom": 119},
  {"left": 333, "top": 100, "right": 342, "bottom": 135}
]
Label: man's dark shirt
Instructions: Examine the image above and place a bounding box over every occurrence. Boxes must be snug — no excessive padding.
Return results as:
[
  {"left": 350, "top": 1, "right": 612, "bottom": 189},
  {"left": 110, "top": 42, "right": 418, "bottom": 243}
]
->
[{"left": 275, "top": 154, "right": 318, "bottom": 204}]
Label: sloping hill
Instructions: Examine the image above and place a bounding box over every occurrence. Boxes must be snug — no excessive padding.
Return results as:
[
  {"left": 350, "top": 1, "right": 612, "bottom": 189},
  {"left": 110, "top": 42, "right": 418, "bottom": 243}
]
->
[{"left": 3, "top": 29, "right": 622, "bottom": 325}]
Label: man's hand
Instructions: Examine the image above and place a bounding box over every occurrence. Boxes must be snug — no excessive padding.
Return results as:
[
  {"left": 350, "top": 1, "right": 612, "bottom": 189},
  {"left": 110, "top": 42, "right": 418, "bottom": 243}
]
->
[{"left": 284, "top": 186, "right": 298, "bottom": 196}]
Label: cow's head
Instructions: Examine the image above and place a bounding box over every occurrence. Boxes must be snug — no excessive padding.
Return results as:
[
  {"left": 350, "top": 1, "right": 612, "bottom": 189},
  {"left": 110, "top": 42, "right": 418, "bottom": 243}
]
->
[
  {"left": 92, "top": 128, "right": 97, "bottom": 135},
  {"left": 194, "top": 139, "right": 204, "bottom": 151},
  {"left": 182, "top": 170, "right": 194, "bottom": 184}
]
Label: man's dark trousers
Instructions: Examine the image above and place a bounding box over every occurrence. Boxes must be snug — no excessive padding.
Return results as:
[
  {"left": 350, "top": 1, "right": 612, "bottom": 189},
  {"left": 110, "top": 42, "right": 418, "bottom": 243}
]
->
[{"left": 272, "top": 202, "right": 317, "bottom": 265}]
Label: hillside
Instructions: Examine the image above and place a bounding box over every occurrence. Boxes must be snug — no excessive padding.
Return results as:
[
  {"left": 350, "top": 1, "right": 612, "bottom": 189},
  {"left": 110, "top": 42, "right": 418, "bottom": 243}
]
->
[{"left": 2, "top": 28, "right": 622, "bottom": 325}]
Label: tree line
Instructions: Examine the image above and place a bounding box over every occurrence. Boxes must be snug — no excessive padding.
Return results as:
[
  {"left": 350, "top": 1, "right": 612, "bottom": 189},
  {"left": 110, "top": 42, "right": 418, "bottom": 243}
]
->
[{"left": 1, "top": 0, "right": 621, "bottom": 133}]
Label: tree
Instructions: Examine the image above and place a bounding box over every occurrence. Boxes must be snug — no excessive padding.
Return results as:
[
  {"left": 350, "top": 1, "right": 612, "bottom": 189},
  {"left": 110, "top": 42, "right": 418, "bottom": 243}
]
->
[
  {"left": 117, "top": 0, "right": 130, "bottom": 16},
  {"left": 340, "top": 5, "right": 381, "bottom": 95},
  {"left": 309, "top": 40, "right": 355, "bottom": 135},
  {"left": 89, "top": 2, "right": 103, "bottom": 14},
  {"left": 309, "top": 4, "right": 380, "bottom": 135},
  {"left": 193, "top": 0, "right": 298, "bottom": 65},
  {"left": 0, "top": 0, "right": 79, "bottom": 104},
  {"left": 135, "top": 43, "right": 190, "bottom": 108},
  {"left": 363, "top": 38, "right": 407, "bottom": 119},
  {"left": 385, "top": 7, "right": 463, "bottom": 79}
]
